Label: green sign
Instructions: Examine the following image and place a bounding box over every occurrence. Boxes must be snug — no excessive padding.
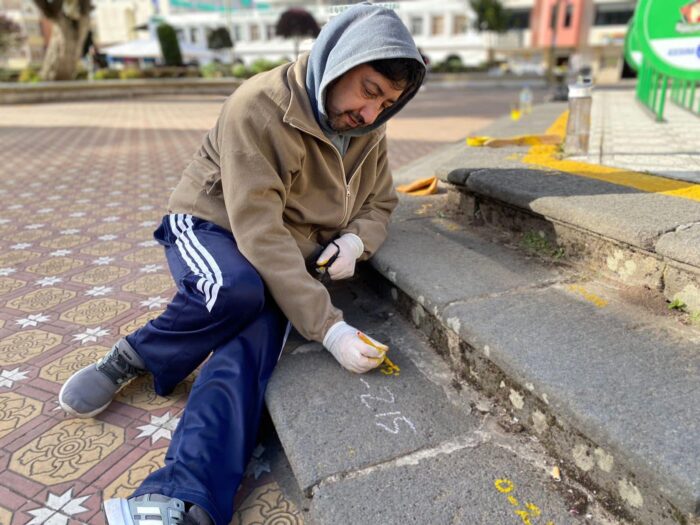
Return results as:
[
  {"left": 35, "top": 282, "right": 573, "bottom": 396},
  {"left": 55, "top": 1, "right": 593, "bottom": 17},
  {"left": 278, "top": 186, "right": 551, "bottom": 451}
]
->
[
  {"left": 636, "top": 0, "right": 700, "bottom": 80},
  {"left": 624, "top": 17, "right": 642, "bottom": 71}
]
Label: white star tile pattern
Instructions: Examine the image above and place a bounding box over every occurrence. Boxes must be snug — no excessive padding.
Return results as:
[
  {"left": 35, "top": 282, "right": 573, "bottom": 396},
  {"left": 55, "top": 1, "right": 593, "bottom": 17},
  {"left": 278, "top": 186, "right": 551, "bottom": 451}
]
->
[
  {"left": 136, "top": 412, "right": 181, "bottom": 444},
  {"left": 26, "top": 488, "right": 90, "bottom": 525}
]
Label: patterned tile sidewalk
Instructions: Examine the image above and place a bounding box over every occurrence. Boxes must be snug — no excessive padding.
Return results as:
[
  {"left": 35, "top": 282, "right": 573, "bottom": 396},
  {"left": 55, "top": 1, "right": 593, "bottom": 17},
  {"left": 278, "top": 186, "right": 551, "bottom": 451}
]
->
[{"left": 0, "top": 90, "right": 501, "bottom": 525}]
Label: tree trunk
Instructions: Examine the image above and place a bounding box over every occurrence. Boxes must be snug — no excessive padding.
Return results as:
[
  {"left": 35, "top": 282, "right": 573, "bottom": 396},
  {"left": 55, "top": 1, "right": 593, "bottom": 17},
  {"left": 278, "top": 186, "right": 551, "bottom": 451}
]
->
[{"left": 40, "top": 14, "right": 90, "bottom": 81}]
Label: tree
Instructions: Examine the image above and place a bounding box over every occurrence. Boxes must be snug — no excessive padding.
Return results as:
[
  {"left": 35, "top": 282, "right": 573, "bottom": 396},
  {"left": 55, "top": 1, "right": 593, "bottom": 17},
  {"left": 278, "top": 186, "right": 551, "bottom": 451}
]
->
[
  {"left": 275, "top": 7, "right": 320, "bottom": 59},
  {"left": 207, "top": 27, "right": 233, "bottom": 51},
  {"left": 0, "top": 14, "right": 24, "bottom": 56},
  {"left": 157, "top": 23, "right": 183, "bottom": 67},
  {"left": 470, "top": 0, "right": 509, "bottom": 33},
  {"left": 470, "top": 0, "right": 509, "bottom": 64},
  {"left": 33, "top": 0, "right": 92, "bottom": 81}
]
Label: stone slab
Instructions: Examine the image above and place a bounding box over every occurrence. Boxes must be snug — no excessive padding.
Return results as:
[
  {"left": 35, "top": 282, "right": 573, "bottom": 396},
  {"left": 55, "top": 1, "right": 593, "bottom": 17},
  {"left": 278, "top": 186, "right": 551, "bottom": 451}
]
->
[
  {"left": 372, "top": 215, "right": 557, "bottom": 312},
  {"left": 266, "top": 302, "right": 477, "bottom": 493},
  {"left": 441, "top": 287, "right": 700, "bottom": 514},
  {"left": 466, "top": 168, "right": 700, "bottom": 250},
  {"left": 312, "top": 441, "right": 583, "bottom": 525},
  {"left": 655, "top": 224, "right": 700, "bottom": 268}
]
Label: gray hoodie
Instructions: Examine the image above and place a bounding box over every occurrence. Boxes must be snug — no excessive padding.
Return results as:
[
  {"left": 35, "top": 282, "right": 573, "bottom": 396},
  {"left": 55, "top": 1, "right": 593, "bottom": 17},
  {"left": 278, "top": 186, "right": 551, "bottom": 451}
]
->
[{"left": 305, "top": 2, "right": 426, "bottom": 155}]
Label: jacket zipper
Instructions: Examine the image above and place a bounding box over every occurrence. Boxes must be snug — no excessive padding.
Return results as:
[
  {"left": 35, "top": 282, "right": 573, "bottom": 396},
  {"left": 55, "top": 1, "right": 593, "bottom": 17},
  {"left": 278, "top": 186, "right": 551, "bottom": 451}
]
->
[{"left": 286, "top": 119, "right": 382, "bottom": 227}]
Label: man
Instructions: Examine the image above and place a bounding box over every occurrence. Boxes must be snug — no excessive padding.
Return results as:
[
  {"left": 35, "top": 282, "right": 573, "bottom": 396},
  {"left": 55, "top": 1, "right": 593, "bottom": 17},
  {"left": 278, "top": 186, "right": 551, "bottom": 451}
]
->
[{"left": 58, "top": 4, "right": 425, "bottom": 524}]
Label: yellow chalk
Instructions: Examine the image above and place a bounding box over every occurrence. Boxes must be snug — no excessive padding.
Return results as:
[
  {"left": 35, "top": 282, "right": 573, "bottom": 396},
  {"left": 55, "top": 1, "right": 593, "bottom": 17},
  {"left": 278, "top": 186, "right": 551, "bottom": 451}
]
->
[
  {"left": 358, "top": 332, "right": 400, "bottom": 374},
  {"left": 466, "top": 136, "right": 492, "bottom": 147}
]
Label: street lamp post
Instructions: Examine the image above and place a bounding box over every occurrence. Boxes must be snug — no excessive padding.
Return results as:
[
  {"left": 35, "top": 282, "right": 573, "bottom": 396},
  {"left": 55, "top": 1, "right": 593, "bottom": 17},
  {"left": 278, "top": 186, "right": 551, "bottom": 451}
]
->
[{"left": 547, "top": 0, "right": 564, "bottom": 86}]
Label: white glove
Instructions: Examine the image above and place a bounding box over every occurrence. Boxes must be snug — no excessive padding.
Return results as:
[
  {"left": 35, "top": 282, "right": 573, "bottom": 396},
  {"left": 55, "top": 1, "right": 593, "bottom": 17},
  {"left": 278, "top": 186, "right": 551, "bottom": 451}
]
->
[
  {"left": 316, "top": 233, "right": 364, "bottom": 280},
  {"left": 323, "top": 321, "right": 387, "bottom": 374}
]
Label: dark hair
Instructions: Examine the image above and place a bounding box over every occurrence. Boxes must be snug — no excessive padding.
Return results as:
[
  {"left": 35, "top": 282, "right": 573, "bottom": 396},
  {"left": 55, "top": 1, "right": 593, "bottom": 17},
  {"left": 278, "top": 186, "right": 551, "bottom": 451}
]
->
[{"left": 368, "top": 57, "right": 425, "bottom": 96}]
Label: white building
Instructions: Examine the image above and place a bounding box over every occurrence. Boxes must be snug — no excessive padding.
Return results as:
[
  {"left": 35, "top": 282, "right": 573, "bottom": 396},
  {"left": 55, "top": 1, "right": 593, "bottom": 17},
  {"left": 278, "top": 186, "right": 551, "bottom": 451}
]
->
[
  {"left": 100, "top": 0, "right": 489, "bottom": 67},
  {"left": 0, "top": 0, "right": 45, "bottom": 69},
  {"left": 93, "top": 0, "right": 155, "bottom": 46}
]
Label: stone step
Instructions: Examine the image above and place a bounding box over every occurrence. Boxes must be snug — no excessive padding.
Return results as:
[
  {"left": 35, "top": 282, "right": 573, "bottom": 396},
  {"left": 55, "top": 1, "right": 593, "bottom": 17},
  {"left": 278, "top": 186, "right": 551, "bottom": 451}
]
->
[
  {"left": 446, "top": 168, "right": 700, "bottom": 317},
  {"left": 417, "top": 103, "right": 700, "bottom": 316},
  {"left": 366, "top": 194, "right": 700, "bottom": 525},
  {"left": 265, "top": 281, "right": 621, "bottom": 524}
]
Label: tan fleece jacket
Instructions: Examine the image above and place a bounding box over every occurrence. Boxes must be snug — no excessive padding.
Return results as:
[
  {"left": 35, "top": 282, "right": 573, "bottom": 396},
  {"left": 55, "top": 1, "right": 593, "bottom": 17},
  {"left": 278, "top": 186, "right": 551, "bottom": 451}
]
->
[{"left": 168, "top": 54, "right": 398, "bottom": 342}]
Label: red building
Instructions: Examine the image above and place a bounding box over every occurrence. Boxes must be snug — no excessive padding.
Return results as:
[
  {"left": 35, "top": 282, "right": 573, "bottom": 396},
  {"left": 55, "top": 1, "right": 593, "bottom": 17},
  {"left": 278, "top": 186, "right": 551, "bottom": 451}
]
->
[
  {"left": 531, "top": 0, "right": 586, "bottom": 49},
  {"left": 495, "top": 0, "right": 636, "bottom": 82}
]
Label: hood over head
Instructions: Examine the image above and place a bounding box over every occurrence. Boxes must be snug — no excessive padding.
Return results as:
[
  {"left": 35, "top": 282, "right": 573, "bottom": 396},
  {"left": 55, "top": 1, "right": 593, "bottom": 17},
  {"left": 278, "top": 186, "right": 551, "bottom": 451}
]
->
[{"left": 305, "top": 2, "right": 426, "bottom": 140}]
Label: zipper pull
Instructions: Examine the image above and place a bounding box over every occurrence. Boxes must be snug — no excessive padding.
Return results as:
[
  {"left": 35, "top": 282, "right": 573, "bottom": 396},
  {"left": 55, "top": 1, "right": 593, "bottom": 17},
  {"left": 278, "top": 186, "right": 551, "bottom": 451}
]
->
[{"left": 346, "top": 189, "right": 351, "bottom": 197}]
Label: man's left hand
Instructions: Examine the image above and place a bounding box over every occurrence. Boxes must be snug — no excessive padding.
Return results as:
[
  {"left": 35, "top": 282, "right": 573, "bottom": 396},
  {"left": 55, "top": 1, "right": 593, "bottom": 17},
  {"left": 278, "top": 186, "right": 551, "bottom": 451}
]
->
[{"left": 316, "top": 233, "right": 364, "bottom": 280}]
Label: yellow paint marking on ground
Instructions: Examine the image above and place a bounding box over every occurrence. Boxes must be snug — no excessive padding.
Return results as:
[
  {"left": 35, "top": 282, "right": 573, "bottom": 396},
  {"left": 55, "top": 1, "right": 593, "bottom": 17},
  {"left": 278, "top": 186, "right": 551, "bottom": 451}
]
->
[
  {"left": 494, "top": 478, "right": 556, "bottom": 525},
  {"left": 495, "top": 479, "right": 514, "bottom": 493},
  {"left": 567, "top": 284, "right": 608, "bottom": 308},
  {"left": 523, "top": 111, "right": 700, "bottom": 203}
]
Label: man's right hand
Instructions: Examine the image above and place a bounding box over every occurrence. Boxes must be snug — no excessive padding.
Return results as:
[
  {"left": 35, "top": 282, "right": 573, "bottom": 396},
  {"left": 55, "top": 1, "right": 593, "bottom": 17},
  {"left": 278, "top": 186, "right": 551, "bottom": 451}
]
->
[{"left": 323, "top": 321, "right": 387, "bottom": 374}]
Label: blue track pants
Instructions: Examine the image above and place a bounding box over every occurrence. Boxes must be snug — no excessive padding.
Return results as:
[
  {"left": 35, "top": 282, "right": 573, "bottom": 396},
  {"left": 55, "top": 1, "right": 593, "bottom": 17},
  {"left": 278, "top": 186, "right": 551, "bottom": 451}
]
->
[{"left": 126, "top": 214, "right": 290, "bottom": 525}]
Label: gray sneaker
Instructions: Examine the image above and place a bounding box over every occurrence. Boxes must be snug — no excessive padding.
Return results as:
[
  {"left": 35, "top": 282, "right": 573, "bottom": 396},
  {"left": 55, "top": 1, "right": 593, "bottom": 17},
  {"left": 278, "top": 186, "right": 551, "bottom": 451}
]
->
[
  {"left": 104, "top": 494, "right": 186, "bottom": 525},
  {"left": 59, "top": 338, "right": 146, "bottom": 418}
]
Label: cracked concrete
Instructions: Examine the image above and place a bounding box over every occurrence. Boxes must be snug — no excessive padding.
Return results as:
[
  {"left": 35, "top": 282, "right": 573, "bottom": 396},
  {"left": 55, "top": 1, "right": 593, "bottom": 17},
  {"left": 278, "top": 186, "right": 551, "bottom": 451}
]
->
[
  {"left": 271, "top": 277, "right": 633, "bottom": 524},
  {"left": 311, "top": 429, "right": 490, "bottom": 496}
]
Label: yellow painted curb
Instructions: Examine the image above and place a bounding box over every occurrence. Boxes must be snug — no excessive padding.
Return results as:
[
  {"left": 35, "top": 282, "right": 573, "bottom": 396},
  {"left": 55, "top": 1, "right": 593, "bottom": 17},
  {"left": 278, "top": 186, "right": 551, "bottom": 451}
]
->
[{"left": 523, "top": 111, "right": 700, "bottom": 203}]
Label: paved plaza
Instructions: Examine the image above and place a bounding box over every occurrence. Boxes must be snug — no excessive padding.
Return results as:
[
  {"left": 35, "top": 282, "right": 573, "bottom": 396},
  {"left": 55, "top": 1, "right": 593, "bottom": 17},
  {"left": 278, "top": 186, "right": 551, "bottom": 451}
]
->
[
  {"left": 0, "top": 87, "right": 512, "bottom": 525},
  {"left": 581, "top": 88, "right": 700, "bottom": 183}
]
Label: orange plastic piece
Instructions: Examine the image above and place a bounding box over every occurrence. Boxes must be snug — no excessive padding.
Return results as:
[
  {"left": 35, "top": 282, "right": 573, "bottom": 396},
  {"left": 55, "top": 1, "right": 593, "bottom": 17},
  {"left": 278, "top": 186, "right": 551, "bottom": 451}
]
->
[{"left": 396, "top": 176, "right": 438, "bottom": 196}]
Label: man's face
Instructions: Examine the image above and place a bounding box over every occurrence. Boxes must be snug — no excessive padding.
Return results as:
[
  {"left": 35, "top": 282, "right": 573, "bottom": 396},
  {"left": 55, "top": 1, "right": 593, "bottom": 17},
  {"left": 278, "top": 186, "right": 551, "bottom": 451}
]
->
[{"left": 325, "top": 64, "right": 405, "bottom": 132}]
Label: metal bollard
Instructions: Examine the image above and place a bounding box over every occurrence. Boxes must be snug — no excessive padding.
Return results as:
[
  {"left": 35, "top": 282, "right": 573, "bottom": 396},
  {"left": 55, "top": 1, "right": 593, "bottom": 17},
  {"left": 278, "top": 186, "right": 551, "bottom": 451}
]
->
[{"left": 564, "top": 77, "right": 593, "bottom": 156}]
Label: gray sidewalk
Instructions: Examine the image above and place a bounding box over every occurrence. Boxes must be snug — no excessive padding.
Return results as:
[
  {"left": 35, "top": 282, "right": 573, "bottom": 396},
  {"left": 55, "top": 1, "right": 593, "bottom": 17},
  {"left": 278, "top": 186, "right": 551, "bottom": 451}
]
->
[{"left": 580, "top": 88, "right": 700, "bottom": 184}]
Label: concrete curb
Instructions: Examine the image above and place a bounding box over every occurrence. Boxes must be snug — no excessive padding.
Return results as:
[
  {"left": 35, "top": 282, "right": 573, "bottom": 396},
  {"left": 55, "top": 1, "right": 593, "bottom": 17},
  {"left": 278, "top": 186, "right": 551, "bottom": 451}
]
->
[
  {"left": 0, "top": 72, "right": 539, "bottom": 105},
  {"left": 0, "top": 78, "right": 243, "bottom": 104}
]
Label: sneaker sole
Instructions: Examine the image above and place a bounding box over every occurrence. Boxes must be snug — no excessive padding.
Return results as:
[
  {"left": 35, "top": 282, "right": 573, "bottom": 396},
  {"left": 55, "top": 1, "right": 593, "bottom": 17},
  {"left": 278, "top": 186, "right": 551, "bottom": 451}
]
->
[
  {"left": 104, "top": 498, "right": 135, "bottom": 525},
  {"left": 58, "top": 370, "right": 112, "bottom": 419}
]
